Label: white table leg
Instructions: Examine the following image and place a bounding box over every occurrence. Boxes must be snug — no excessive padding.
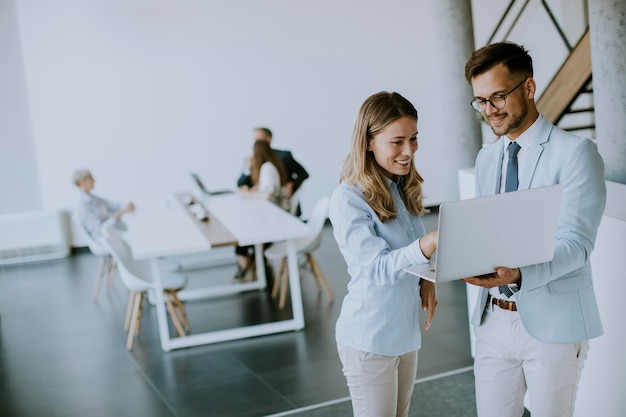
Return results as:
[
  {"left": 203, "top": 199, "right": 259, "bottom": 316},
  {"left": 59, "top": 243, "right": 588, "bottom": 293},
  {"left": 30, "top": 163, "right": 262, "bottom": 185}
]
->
[
  {"left": 254, "top": 243, "right": 267, "bottom": 288},
  {"left": 150, "top": 258, "right": 172, "bottom": 351},
  {"left": 178, "top": 280, "right": 264, "bottom": 301},
  {"left": 286, "top": 239, "right": 305, "bottom": 329}
]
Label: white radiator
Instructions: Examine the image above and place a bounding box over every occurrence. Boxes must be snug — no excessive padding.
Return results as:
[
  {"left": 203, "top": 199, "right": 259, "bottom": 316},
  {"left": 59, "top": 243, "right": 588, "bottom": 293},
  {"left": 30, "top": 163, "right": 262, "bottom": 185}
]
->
[{"left": 0, "top": 209, "right": 70, "bottom": 265}]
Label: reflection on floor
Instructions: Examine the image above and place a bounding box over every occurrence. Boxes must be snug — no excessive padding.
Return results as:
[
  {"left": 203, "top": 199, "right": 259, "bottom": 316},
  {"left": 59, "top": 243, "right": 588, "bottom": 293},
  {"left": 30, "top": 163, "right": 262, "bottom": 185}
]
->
[{"left": 0, "top": 211, "right": 474, "bottom": 417}]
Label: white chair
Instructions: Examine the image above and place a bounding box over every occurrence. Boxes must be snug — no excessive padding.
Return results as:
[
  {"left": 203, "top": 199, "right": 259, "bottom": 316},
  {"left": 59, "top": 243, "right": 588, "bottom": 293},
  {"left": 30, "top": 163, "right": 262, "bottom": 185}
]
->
[
  {"left": 75, "top": 219, "right": 117, "bottom": 301},
  {"left": 288, "top": 186, "right": 305, "bottom": 217},
  {"left": 264, "top": 196, "right": 333, "bottom": 309},
  {"left": 101, "top": 226, "right": 190, "bottom": 350}
]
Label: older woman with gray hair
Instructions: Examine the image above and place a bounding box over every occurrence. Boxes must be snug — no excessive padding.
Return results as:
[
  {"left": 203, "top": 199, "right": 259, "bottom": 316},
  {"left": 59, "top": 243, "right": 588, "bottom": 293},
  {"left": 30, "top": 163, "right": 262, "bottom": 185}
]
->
[{"left": 72, "top": 168, "right": 135, "bottom": 241}]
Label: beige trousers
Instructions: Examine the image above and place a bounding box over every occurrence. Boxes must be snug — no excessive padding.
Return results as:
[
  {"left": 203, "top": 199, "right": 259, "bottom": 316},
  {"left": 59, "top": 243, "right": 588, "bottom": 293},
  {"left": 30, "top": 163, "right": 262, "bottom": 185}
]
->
[
  {"left": 337, "top": 343, "right": 418, "bottom": 417},
  {"left": 474, "top": 304, "right": 589, "bottom": 417}
]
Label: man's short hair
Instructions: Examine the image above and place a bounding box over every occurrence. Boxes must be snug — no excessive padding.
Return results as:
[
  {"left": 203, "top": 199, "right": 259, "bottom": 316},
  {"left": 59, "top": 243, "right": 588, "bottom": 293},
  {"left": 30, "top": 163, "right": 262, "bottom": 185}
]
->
[
  {"left": 72, "top": 168, "right": 92, "bottom": 186},
  {"left": 255, "top": 127, "right": 272, "bottom": 138},
  {"left": 464, "top": 41, "right": 533, "bottom": 83}
]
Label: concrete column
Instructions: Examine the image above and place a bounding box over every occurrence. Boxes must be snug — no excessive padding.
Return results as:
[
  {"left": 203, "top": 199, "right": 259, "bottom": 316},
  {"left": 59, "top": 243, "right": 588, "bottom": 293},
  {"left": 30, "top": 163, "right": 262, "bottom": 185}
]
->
[
  {"left": 589, "top": 0, "right": 626, "bottom": 184},
  {"left": 0, "top": 0, "right": 42, "bottom": 213},
  {"left": 414, "top": 0, "right": 482, "bottom": 205}
]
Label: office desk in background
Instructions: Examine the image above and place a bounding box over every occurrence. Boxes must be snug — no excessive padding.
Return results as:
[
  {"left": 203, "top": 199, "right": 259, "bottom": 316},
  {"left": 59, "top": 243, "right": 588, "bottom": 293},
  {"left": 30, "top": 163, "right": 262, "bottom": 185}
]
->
[{"left": 124, "top": 192, "right": 311, "bottom": 352}]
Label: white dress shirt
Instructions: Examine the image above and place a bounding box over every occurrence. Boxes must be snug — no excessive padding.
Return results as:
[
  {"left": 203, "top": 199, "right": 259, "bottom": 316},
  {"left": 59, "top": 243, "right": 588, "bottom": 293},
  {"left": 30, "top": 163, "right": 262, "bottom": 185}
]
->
[{"left": 490, "top": 114, "right": 542, "bottom": 300}]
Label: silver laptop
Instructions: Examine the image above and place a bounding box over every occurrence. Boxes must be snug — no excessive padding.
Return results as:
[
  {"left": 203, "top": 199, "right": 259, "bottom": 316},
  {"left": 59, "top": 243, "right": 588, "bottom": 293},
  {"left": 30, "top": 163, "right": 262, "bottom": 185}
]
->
[
  {"left": 404, "top": 184, "right": 563, "bottom": 283},
  {"left": 190, "top": 172, "right": 234, "bottom": 196}
]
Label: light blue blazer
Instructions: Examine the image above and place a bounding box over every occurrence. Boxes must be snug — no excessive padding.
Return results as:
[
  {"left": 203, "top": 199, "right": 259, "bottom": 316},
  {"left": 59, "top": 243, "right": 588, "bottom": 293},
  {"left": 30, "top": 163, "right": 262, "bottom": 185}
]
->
[{"left": 470, "top": 115, "right": 606, "bottom": 343}]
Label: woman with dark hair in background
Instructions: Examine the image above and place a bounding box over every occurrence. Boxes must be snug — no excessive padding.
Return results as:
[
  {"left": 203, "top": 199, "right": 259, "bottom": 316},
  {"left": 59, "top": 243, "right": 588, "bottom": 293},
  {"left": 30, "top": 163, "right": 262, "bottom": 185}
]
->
[{"left": 234, "top": 140, "right": 290, "bottom": 282}]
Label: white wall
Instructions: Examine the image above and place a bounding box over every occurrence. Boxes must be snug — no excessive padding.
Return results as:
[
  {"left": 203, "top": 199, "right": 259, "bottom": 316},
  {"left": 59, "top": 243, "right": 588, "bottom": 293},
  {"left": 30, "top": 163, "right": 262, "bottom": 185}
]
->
[
  {"left": 3, "top": 1, "right": 592, "bottom": 244},
  {"left": 0, "top": 0, "right": 41, "bottom": 213},
  {"left": 575, "top": 181, "right": 626, "bottom": 417},
  {"left": 6, "top": 0, "right": 469, "bottom": 228}
]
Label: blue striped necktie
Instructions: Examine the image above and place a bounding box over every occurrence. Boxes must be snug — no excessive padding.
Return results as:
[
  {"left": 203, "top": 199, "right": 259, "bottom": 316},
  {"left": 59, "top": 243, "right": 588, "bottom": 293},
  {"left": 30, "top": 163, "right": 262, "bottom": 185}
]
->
[
  {"left": 505, "top": 142, "right": 521, "bottom": 193},
  {"left": 500, "top": 141, "right": 521, "bottom": 297}
]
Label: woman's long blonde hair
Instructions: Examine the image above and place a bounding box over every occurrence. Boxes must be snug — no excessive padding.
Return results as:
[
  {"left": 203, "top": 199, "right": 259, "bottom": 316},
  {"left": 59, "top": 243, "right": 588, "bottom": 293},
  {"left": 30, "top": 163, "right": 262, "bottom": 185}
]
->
[{"left": 340, "top": 91, "right": 428, "bottom": 222}]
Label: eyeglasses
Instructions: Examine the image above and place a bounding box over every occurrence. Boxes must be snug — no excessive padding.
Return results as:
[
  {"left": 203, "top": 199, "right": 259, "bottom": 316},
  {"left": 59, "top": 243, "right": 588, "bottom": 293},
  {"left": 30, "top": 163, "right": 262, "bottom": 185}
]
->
[{"left": 470, "top": 79, "right": 527, "bottom": 112}]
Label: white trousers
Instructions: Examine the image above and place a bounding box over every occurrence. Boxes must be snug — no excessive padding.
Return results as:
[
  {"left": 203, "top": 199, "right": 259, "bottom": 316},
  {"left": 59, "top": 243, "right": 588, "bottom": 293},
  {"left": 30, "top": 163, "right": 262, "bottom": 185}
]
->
[
  {"left": 474, "top": 304, "right": 589, "bottom": 417},
  {"left": 337, "top": 343, "right": 418, "bottom": 417}
]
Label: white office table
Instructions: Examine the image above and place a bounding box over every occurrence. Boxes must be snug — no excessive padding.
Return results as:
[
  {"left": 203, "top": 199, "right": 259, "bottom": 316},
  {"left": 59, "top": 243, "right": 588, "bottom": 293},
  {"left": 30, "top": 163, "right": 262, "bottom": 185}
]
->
[{"left": 124, "top": 193, "right": 311, "bottom": 351}]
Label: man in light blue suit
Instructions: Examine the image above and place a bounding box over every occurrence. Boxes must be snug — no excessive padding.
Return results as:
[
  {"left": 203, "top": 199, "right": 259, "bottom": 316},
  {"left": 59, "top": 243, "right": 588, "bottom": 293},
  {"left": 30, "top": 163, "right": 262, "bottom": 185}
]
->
[{"left": 462, "top": 42, "right": 606, "bottom": 417}]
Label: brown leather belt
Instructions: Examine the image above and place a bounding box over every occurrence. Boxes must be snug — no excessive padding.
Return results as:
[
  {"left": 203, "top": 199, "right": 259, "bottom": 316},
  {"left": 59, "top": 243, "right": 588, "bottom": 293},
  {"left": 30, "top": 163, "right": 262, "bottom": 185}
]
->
[{"left": 490, "top": 296, "right": 517, "bottom": 311}]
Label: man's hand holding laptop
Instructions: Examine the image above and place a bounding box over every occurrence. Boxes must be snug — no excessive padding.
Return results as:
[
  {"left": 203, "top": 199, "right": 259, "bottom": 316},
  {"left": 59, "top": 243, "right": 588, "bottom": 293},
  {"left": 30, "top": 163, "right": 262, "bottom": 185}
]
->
[{"left": 462, "top": 267, "right": 521, "bottom": 289}]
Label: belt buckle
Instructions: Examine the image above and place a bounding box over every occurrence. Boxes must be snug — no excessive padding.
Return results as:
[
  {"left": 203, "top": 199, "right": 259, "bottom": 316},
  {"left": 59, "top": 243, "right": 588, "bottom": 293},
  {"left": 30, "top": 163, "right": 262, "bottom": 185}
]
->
[{"left": 491, "top": 296, "right": 515, "bottom": 311}]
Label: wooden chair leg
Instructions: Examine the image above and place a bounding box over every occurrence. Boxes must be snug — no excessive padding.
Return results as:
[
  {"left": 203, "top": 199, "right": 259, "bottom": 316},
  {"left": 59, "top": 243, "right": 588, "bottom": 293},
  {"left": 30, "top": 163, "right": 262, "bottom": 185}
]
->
[
  {"left": 169, "top": 291, "right": 190, "bottom": 330},
  {"left": 164, "top": 291, "right": 186, "bottom": 338},
  {"left": 127, "top": 291, "right": 142, "bottom": 350},
  {"left": 105, "top": 256, "right": 117, "bottom": 288},
  {"left": 306, "top": 253, "right": 334, "bottom": 301},
  {"left": 278, "top": 259, "right": 290, "bottom": 309},
  {"left": 124, "top": 290, "right": 136, "bottom": 330},
  {"left": 92, "top": 256, "right": 106, "bottom": 301},
  {"left": 272, "top": 258, "right": 287, "bottom": 299},
  {"left": 304, "top": 253, "right": 322, "bottom": 292},
  {"left": 135, "top": 292, "right": 144, "bottom": 336}
]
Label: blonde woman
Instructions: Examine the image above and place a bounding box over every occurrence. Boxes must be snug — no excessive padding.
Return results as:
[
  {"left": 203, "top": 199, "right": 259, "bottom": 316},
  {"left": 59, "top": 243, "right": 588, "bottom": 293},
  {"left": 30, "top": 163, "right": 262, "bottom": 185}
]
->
[{"left": 329, "top": 91, "right": 438, "bottom": 417}]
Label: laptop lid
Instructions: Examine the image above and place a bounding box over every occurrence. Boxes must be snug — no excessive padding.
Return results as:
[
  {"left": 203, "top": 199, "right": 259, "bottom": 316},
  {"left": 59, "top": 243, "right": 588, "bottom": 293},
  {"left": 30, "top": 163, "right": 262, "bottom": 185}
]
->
[
  {"left": 189, "top": 173, "right": 233, "bottom": 196},
  {"left": 404, "top": 184, "right": 563, "bottom": 283}
]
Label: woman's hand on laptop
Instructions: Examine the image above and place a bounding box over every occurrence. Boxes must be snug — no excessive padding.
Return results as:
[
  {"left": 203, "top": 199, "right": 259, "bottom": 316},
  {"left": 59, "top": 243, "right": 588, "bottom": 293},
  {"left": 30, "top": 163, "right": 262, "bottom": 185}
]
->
[
  {"left": 419, "top": 230, "right": 438, "bottom": 259},
  {"left": 461, "top": 267, "right": 521, "bottom": 288}
]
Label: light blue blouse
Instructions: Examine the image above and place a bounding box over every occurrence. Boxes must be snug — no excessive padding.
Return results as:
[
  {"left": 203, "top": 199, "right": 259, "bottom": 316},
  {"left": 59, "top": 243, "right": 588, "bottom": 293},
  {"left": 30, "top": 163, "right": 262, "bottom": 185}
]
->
[
  {"left": 74, "top": 191, "right": 121, "bottom": 240},
  {"left": 329, "top": 179, "right": 430, "bottom": 356}
]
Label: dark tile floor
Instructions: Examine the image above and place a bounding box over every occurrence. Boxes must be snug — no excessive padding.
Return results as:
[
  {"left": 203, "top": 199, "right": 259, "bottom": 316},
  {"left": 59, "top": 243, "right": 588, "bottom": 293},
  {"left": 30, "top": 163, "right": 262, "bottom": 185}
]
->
[{"left": 0, "top": 210, "right": 474, "bottom": 417}]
